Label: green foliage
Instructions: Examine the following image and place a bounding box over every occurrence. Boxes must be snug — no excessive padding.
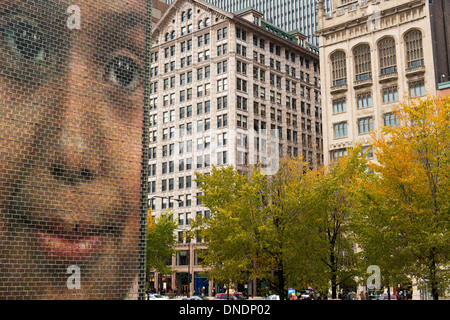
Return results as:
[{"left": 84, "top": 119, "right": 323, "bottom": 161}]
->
[
  {"left": 146, "top": 210, "right": 178, "bottom": 276},
  {"left": 187, "top": 94, "right": 450, "bottom": 300}
]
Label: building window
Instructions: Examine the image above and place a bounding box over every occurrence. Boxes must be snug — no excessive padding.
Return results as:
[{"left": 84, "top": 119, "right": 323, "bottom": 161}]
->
[
  {"left": 382, "top": 86, "right": 398, "bottom": 103},
  {"left": 334, "top": 122, "right": 348, "bottom": 139},
  {"left": 353, "top": 44, "right": 372, "bottom": 81},
  {"left": 358, "top": 117, "right": 374, "bottom": 135},
  {"left": 384, "top": 112, "right": 400, "bottom": 128},
  {"left": 333, "top": 98, "right": 346, "bottom": 114},
  {"left": 217, "top": 151, "right": 227, "bottom": 165},
  {"left": 331, "top": 51, "right": 347, "bottom": 86},
  {"left": 361, "top": 146, "right": 374, "bottom": 159},
  {"left": 357, "top": 92, "right": 372, "bottom": 109},
  {"left": 217, "top": 78, "right": 228, "bottom": 92},
  {"left": 217, "top": 114, "right": 228, "bottom": 128},
  {"left": 217, "top": 60, "right": 228, "bottom": 74},
  {"left": 217, "top": 96, "right": 227, "bottom": 109},
  {"left": 331, "top": 148, "right": 348, "bottom": 162},
  {"left": 378, "top": 37, "right": 397, "bottom": 75},
  {"left": 405, "top": 29, "right": 424, "bottom": 68},
  {"left": 409, "top": 80, "right": 425, "bottom": 97}
]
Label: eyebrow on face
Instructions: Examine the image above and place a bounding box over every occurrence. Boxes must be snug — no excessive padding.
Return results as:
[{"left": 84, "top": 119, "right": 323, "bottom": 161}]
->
[
  {"left": 100, "top": 11, "right": 146, "bottom": 57},
  {"left": 1, "top": 1, "right": 146, "bottom": 56}
]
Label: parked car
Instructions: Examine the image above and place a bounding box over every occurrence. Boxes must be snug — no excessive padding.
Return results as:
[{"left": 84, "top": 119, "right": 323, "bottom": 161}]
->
[
  {"left": 266, "top": 294, "right": 280, "bottom": 300},
  {"left": 232, "top": 292, "right": 247, "bottom": 300},
  {"left": 214, "top": 292, "right": 245, "bottom": 300},
  {"left": 147, "top": 294, "right": 168, "bottom": 300},
  {"left": 186, "top": 295, "right": 209, "bottom": 300},
  {"left": 377, "top": 294, "right": 397, "bottom": 300}
]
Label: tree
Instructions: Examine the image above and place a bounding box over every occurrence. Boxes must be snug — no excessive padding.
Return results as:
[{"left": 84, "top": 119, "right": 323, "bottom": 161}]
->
[
  {"left": 349, "top": 159, "right": 413, "bottom": 299},
  {"left": 192, "top": 165, "right": 253, "bottom": 293},
  {"left": 193, "top": 158, "right": 311, "bottom": 299},
  {"left": 146, "top": 210, "right": 178, "bottom": 277},
  {"left": 296, "top": 147, "right": 366, "bottom": 299},
  {"left": 352, "top": 94, "right": 450, "bottom": 300}
]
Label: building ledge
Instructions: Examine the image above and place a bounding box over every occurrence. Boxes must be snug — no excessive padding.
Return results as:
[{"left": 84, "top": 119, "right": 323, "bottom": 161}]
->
[
  {"left": 330, "top": 84, "right": 348, "bottom": 94},
  {"left": 354, "top": 77, "right": 373, "bottom": 89},
  {"left": 378, "top": 72, "right": 398, "bottom": 83},
  {"left": 405, "top": 65, "right": 425, "bottom": 77}
]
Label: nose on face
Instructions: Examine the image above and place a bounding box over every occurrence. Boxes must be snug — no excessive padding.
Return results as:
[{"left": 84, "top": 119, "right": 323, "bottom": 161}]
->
[{"left": 47, "top": 55, "right": 105, "bottom": 186}]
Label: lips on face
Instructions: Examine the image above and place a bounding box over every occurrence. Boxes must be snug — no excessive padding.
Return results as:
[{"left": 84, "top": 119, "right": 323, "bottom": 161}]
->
[{"left": 0, "top": 0, "right": 147, "bottom": 299}]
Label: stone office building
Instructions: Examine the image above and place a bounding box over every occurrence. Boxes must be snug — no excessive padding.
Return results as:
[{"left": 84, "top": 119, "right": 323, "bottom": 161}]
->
[
  {"left": 148, "top": 0, "right": 323, "bottom": 296},
  {"left": 316, "top": 0, "right": 449, "bottom": 165}
]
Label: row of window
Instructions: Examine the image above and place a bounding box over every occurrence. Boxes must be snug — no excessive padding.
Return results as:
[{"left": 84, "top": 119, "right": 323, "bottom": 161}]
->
[
  {"left": 333, "top": 112, "right": 400, "bottom": 139},
  {"left": 332, "top": 80, "right": 425, "bottom": 116},
  {"left": 331, "top": 29, "right": 424, "bottom": 86},
  {"left": 242, "top": 27, "right": 319, "bottom": 74},
  {"left": 331, "top": 145, "right": 374, "bottom": 162},
  {"left": 153, "top": 83, "right": 319, "bottom": 115},
  {"left": 151, "top": 111, "right": 320, "bottom": 143},
  {"left": 153, "top": 41, "right": 317, "bottom": 84}
]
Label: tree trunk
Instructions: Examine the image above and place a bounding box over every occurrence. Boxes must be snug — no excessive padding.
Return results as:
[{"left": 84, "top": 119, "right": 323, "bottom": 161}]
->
[
  {"left": 430, "top": 251, "right": 439, "bottom": 300},
  {"left": 277, "top": 260, "right": 286, "bottom": 300},
  {"left": 330, "top": 250, "right": 338, "bottom": 299}
]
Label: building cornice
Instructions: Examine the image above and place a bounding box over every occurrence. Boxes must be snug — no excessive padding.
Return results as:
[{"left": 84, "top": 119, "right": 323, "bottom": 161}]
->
[{"left": 317, "top": 0, "right": 425, "bottom": 37}]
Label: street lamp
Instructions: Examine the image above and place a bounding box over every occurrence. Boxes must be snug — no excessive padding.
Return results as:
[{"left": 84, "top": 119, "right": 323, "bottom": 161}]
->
[{"left": 149, "top": 195, "right": 183, "bottom": 210}]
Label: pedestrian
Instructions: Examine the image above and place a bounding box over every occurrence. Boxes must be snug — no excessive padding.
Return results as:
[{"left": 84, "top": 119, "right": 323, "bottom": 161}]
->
[
  {"left": 288, "top": 292, "right": 298, "bottom": 300},
  {"left": 407, "top": 290, "right": 412, "bottom": 300}
]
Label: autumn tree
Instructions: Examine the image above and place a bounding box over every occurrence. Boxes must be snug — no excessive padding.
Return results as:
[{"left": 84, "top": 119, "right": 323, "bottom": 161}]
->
[
  {"left": 351, "top": 94, "right": 450, "bottom": 300},
  {"left": 294, "top": 147, "right": 366, "bottom": 299},
  {"left": 193, "top": 158, "right": 311, "bottom": 299}
]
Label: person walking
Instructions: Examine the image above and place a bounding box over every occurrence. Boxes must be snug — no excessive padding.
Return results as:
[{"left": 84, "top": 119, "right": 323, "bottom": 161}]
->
[{"left": 288, "top": 292, "right": 298, "bottom": 300}]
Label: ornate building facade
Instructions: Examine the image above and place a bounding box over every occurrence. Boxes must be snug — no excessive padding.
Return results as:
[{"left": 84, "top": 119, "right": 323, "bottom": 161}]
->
[{"left": 317, "top": 0, "right": 447, "bottom": 165}]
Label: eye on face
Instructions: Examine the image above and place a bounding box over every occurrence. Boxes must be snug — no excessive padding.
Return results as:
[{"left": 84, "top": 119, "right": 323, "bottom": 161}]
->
[
  {"left": 2, "top": 15, "right": 143, "bottom": 92},
  {"left": 107, "top": 55, "right": 142, "bottom": 90},
  {"left": 3, "top": 18, "right": 48, "bottom": 63}
]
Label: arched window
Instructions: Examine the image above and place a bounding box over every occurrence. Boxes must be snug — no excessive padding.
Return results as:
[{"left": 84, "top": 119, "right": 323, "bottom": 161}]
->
[
  {"left": 205, "top": 18, "right": 210, "bottom": 27},
  {"left": 405, "top": 30, "right": 424, "bottom": 68},
  {"left": 165, "top": 33, "right": 170, "bottom": 42},
  {"left": 198, "top": 20, "right": 204, "bottom": 29},
  {"left": 171, "top": 31, "right": 176, "bottom": 39},
  {"left": 378, "top": 37, "right": 397, "bottom": 75},
  {"left": 331, "top": 51, "right": 347, "bottom": 87},
  {"left": 181, "top": 11, "right": 186, "bottom": 22},
  {"left": 188, "top": 9, "right": 193, "bottom": 19},
  {"left": 353, "top": 44, "right": 372, "bottom": 81}
]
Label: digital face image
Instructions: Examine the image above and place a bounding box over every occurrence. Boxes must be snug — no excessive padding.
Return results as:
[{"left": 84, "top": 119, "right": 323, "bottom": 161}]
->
[{"left": 0, "top": 0, "right": 148, "bottom": 299}]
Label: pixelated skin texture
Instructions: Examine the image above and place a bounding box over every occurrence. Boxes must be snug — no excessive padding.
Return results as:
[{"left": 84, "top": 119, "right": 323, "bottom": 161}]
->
[{"left": 0, "top": 0, "right": 147, "bottom": 299}]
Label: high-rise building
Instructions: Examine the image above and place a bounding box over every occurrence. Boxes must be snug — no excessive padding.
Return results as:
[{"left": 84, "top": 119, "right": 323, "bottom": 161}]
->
[
  {"left": 149, "top": 0, "right": 322, "bottom": 295},
  {"left": 166, "top": 0, "right": 324, "bottom": 46},
  {"left": 317, "top": 0, "right": 449, "bottom": 166}
]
